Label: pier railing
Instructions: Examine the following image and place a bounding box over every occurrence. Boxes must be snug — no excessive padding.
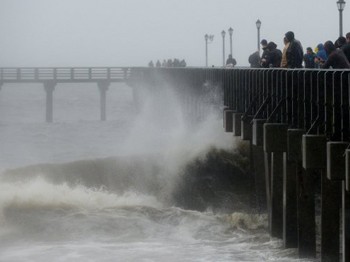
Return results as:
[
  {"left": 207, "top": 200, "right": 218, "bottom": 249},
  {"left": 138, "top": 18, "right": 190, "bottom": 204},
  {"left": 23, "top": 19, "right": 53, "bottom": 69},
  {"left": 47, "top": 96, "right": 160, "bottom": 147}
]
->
[
  {"left": 221, "top": 68, "right": 350, "bottom": 142},
  {"left": 0, "top": 67, "right": 132, "bottom": 83},
  {"left": 134, "top": 67, "right": 350, "bottom": 142}
]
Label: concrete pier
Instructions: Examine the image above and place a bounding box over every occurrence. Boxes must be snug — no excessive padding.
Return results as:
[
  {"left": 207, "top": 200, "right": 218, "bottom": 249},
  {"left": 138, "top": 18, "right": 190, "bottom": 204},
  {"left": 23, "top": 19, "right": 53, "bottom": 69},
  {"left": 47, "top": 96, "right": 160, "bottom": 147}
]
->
[
  {"left": 223, "top": 109, "right": 234, "bottom": 132},
  {"left": 321, "top": 142, "right": 348, "bottom": 261},
  {"left": 264, "top": 123, "right": 288, "bottom": 239},
  {"left": 343, "top": 182, "right": 350, "bottom": 262},
  {"left": 299, "top": 134, "right": 327, "bottom": 258},
  {"left": 232, "top": 113, "right": 243, "bottom": 136},
  {"left": 283, "top": 129, "right": 304, "bottom": 248}
]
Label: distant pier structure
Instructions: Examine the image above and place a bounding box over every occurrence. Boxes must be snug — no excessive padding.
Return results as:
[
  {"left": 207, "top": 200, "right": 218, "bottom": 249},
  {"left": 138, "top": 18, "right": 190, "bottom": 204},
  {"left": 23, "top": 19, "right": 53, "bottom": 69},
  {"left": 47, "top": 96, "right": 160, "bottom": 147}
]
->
[{"left": 0, "top": 67, "right": 132, "bottom": 122}]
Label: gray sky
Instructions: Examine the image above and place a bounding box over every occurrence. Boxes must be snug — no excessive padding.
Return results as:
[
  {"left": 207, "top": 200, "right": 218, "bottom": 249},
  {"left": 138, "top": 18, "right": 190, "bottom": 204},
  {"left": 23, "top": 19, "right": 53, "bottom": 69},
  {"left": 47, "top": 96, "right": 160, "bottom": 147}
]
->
[{"left": 0, "top": 0, "right": 348, "bottom": 67}]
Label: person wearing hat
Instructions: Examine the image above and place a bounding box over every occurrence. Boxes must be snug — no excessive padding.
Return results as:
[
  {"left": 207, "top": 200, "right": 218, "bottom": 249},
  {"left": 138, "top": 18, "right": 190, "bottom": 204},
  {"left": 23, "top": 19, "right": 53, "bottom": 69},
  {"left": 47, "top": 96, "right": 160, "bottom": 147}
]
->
[{"left": 284, "top": 31, "right": 303, "bottom": 68}]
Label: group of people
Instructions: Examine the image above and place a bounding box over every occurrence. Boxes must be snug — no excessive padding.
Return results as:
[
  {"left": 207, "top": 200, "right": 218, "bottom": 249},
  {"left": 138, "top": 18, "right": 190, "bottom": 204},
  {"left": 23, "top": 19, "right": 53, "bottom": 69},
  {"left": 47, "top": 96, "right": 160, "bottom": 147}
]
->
[
  {"left": 148, "top": 58, "right": 187, "bottom": 68},
  {"left": 249, "top": 31, "right": 350, "bottom": 69}
]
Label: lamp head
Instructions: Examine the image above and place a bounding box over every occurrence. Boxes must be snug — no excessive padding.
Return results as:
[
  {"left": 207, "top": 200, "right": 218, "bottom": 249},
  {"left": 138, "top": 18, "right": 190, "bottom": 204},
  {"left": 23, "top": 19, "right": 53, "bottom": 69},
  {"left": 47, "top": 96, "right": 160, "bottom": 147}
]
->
[
  {"left": 256, "top": 19, "right": 262, "bottom": 29},
  {"left": 337, "top": 0, "right": 346, "bottom": 11},
  {"left": 228, "top": 27, "right": 233, "bottom": 36}
]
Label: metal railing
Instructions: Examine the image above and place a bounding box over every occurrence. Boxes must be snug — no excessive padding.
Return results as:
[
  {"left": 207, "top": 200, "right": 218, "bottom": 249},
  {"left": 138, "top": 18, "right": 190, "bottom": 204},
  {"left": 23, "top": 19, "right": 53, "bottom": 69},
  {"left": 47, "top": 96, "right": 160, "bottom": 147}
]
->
[
  {"left": 222, "top": 68, "right": 350, "bottom": 142},
  {"left": 132, "top": 67, "right": 350, "bottom": 142}
]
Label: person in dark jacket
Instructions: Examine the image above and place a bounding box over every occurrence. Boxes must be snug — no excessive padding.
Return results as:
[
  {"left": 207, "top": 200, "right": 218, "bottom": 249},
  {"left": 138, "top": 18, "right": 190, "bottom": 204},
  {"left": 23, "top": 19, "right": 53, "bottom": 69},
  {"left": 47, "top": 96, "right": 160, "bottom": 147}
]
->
[
  {"left": 335, "top": 36, "right": 346, "bottom": 49},
  {"left": 303, "top": 47, "right": 316, "bottom": 68},
  {"left": 226, "top": 54, "right": 237, "bottom": 67},
  {"left": 285, "top": 31, "right": 303, "bottom": 68},
  {"left": 322, "top": 40, "right": 350, "bottom": 69},
  {"left": 341, "top": 32, "right": 350, "bottom": 63},
  {"left": 248, "top": 51, "right": 260, "bottom": 68},
  {"left": 262, "top": 42, "right": 282, "bottom": 67},
  {"left": 260, "top": 39, "right": 269, "bottom": 68}
]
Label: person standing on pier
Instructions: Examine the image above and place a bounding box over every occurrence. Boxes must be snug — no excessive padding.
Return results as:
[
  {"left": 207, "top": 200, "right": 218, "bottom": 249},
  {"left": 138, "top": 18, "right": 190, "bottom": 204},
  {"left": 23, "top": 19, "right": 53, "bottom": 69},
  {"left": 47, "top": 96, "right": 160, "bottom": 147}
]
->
[
  {"left": 322, "top": 40, "right": 350, "bottom": 69},
  {"left": 303, "top": 47, "right": 316, "bottom": 68},
  {"left": 280, "top": 37, "right": 289, "bottom": 68},
  {"left": 284, "top": 31, "right": 303, "bottom": 68},
  {"left": 248, "top": 51, "right": 261, "bottom": 68},
  {"left": 314, "top": 43, "right": 328, "bottom": 68},
  {"left": 341, "top": 32, "right": 350, "bottom": 63},
  {"left": 260, "top": 39, "right": 269, "bottom": 67},
  {"left": 226, "top": 54, "right": 237, "bottom": 67},
  {"left": 262, "top": 42, "right": 282, "bottom": 67}
]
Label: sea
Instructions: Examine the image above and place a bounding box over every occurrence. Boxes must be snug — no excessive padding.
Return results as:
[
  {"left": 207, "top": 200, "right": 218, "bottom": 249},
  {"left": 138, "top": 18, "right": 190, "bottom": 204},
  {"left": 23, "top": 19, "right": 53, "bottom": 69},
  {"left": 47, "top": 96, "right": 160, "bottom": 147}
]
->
[{"left": 0, "top": 81, "right": 315, "bottom": 261}]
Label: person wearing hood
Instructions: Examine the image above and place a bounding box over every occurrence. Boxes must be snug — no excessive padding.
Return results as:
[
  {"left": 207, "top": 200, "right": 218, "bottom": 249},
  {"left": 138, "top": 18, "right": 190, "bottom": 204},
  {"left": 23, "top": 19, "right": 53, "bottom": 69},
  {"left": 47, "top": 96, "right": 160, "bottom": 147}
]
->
[
  {"left": 314, "top": 43, "right": 328, "bottom": 67},
  {"left": 303, "top": 47, "right": 316, "bottom": 68},
  {"left": 262, "top": 42, "right": 282, "bottom": 67},
  {"left": 322, "top": 40, "right": 350, "bottom": 69},
  {"left": 284, "top": 31, "right": 303, "bottom": 68},
  {"left": 260, "top": 39, "right": 269, "bottom": 68},
  {"left": 248, "top": 51, "right": 261, "bottom": 68}
]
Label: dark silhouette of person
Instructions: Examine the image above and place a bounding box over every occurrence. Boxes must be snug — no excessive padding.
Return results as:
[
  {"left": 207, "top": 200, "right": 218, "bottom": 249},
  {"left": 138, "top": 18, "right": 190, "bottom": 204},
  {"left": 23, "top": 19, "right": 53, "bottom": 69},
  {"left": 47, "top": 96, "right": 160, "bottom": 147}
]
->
[
  {"left": 262, "top": 42, "right": 282, "bottom": 67},
  {"left": 180, "top": 59, "right": 187, "bottom": 67},
  {"left": 285, "top": 31, "right": 303, "bottom": 68},
  {"left": 260, "top": 39, "right": 269, "bottom": 67},
  {"left": 322, "top": 40, "right": 350, "bottom": 69},
  {"left": 226, "top": 54, "right": 237, "bottom": 67},
  {"left": 341, "top": 32, "right": 350, "bottom": 63},
  {"left": 335, "top": 36, "right": 346, "bottom": 49},
  {"left": 248, "top": 51, "right": 261, "bottom": 68},
  {"left": 303, "top": 47, "right": 316, "bottom": 68}
]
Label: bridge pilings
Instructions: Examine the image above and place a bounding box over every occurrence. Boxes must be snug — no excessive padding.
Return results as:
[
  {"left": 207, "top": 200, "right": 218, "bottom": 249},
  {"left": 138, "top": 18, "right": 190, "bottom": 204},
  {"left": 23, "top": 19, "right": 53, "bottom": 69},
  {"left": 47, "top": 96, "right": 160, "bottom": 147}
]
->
[
  {"left": 342, "top": 180, "right": 350, "bottom": 262},
  {"left": 283, "top": 129, "right": 304, "bottom": 248},
  {"left": 264, "top": 123, "right": 288, "bottom": 239},
  {"left": 98, "top": 81, "right": 110, "bottom": 121},
  {"left": 224, "top": 115, "right": 344, "bottom": 258},
  {"left": 44, "top": 81, "right": 56, "bottom": 123}
]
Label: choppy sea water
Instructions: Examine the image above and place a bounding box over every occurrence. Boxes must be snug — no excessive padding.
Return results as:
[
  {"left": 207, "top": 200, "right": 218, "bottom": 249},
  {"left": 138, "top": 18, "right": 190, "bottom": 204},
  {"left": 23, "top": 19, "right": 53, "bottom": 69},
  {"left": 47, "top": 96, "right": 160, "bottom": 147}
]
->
[{"left": 0, "top": 82, "right": 314, "bottom": 261}]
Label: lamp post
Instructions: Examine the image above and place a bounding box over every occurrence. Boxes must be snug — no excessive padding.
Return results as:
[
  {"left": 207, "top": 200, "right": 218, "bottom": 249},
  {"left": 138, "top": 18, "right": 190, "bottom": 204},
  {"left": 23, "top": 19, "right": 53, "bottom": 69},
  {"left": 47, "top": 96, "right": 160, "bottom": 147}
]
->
[
  {"left": 228, "top": 27, "right": 233, "bottom": 56},
  {"left": 256, "top": 19, "right": 262, "bottom": 55},
  {"left": 204, "top": 34, "right": 214, "bottom": 67},
  {"left": 221, "top": 30, "right": 226, "bottom": 67},
  {"left": 337, "top": 0, "right": 346, "bottom": 36}
]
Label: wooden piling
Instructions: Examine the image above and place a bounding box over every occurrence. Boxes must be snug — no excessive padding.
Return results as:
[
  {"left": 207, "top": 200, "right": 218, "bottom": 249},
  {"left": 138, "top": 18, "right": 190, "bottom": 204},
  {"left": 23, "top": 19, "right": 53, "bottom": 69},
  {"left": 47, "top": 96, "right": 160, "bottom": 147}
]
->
[
  {"left": 98, "top": 81, "right": 110, "bottom": 121},
  {"left": 44, "top": 82, "right": 56, "bottom": 123}
]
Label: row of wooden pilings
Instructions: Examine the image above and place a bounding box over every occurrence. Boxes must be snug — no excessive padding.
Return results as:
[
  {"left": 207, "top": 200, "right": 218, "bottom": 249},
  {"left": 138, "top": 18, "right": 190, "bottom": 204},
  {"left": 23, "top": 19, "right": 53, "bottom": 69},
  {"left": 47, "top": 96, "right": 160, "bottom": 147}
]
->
[{"left": 222, "top": 68, "right": 350, "bottom": 261}]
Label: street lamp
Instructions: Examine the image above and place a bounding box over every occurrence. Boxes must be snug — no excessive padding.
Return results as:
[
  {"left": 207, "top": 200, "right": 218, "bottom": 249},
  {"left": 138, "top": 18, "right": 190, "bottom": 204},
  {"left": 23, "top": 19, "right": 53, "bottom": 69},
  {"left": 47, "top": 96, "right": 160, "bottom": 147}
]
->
[
  {"left": 228, "top": 27, "right": 234, "bottom": 56},
  {"left": 256, "top": 19, "right": 262, "bottom": 55},
  {"left": 337, "top": 0, "right": 346, "bottom": 36},
  {"left": 204, "top": 34, "right": 214, "bottom": 67},
  {"left": 221, "top": 30, "right": 226, "bottom": 67}
]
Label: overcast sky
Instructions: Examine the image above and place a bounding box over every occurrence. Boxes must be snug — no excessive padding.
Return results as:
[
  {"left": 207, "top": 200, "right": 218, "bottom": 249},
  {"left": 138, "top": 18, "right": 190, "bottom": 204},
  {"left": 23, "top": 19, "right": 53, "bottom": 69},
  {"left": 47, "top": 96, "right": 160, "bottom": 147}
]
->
[{"left": 0, "top": 0, "right": 348, "bottom": 67}]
